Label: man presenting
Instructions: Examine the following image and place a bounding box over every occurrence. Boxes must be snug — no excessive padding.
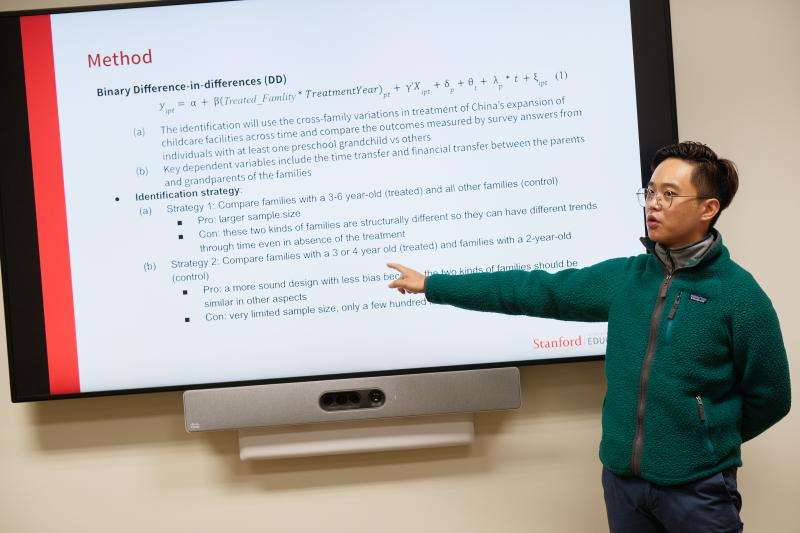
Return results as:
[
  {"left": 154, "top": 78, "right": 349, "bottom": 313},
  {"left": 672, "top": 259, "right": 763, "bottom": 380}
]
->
[{"left": 387, "top": 141, "right": 790, "bottom": 532}]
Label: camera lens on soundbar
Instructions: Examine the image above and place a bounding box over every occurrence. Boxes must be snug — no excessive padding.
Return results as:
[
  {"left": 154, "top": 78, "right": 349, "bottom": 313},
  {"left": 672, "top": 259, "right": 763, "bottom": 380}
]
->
[{"left": 368, "top": 389, "right": 384, "bottom": 404}]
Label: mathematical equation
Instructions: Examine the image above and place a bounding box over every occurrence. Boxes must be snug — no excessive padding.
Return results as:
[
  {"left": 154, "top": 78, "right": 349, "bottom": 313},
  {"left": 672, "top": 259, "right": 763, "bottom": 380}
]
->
[
  {"left": 400, "top": 70, "right": 563, "bottom": 95},
  {"left": 157, "top": 70, "right": 569, "bottom": 115}
]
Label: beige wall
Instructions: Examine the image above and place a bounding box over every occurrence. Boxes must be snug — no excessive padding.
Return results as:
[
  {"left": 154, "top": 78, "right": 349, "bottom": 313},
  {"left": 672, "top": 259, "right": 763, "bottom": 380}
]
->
[{"left": 1, "top": 1, "right": 797, "bottom": 531}]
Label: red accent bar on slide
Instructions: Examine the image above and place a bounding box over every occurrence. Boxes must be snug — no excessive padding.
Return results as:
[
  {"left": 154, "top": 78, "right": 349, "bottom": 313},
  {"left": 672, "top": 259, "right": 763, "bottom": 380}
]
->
[{"left": 20, "top": 15, "right": 81, "bottom": 395}]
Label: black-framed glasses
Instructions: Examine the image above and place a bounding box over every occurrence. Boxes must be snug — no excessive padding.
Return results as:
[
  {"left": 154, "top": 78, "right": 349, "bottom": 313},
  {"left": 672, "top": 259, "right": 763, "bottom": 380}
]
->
[{"left": 636, "top": 187, "right": 714, "bottom": 208}]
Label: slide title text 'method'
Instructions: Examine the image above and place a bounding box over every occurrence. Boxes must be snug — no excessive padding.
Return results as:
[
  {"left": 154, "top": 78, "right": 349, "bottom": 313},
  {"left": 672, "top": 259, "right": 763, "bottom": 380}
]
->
[{"left": 88, "top": 48, "right": 152, "bottom": 67}]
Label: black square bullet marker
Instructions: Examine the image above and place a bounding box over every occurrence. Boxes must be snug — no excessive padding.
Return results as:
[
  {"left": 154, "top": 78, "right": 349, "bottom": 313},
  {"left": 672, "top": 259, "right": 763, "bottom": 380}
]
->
[
  {"left": 182, "top": 290, "right": 188, "bottom": 295},
  {"left": 184, "top": 317, "right": 190, "bottom": 323},
  {"left": 178, "top": 234, "right": 183, "bottom": 239},
  {"left": 177, "top": 220, "right": 183, "bottom": 225}
]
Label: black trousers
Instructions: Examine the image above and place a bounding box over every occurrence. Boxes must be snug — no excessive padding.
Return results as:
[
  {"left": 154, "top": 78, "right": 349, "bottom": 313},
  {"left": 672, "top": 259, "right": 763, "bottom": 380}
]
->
[{"left": 602, "top": 467, "right": 743, "bottom": 533}]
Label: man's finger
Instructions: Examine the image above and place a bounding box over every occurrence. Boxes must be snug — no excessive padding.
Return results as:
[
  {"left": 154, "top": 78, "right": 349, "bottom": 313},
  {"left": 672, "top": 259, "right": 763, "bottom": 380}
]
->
[{"left": 386, "top": 262, "right": 408, "bottom": 274}]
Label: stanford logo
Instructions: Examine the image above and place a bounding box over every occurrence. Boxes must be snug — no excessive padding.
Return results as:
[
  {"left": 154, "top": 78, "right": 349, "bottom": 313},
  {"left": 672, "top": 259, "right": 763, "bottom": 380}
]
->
[{"left": 533, "top": 335, "right": 583, "bottom": 349}]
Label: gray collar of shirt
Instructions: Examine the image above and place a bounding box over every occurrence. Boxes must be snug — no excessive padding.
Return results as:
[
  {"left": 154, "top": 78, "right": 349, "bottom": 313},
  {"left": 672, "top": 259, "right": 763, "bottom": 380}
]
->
[{"left": 654, "top": 232, "right": 717, "bottom": 274}]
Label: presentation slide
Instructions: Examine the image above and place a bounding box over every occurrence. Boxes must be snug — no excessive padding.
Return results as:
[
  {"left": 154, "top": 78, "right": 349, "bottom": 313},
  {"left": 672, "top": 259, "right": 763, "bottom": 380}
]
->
[{"left": 22, "top": 0, "right": 643, "bottom": 394}]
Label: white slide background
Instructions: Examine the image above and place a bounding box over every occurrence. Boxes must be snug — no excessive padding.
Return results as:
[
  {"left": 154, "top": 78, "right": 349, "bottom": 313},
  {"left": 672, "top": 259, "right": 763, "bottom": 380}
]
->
[{"left": 46, "top": 0, "right": 642, "bottom": 392}]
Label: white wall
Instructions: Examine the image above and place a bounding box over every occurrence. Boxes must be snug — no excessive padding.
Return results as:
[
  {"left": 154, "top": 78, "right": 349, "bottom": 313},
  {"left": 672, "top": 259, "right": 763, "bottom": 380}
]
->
[{"left": 1, "top": 1, "right": 797, "bottom": 531}]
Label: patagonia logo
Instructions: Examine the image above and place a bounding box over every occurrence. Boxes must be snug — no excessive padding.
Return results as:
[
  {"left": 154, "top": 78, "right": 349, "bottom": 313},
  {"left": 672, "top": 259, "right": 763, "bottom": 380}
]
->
[{"left": 690, "top": 293, "right": 708, "bottom": 303}]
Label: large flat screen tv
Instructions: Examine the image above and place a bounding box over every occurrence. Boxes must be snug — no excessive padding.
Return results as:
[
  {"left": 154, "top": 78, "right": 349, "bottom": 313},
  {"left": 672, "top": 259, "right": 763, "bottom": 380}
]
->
[{"left": 1, "top": 0, "right": 677, "bottom": 402}]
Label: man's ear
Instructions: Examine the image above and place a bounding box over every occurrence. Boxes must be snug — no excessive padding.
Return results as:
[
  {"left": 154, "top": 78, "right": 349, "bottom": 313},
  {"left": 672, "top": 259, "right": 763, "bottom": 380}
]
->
[{"left": 700, "top": 198, "right": 720, "bottom": 223}]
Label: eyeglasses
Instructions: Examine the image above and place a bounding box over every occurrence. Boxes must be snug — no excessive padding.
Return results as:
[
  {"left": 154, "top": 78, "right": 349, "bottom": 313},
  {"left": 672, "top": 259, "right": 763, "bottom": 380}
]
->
[{"left": 636, "top": 187, "right": 713, "bottom": 208}]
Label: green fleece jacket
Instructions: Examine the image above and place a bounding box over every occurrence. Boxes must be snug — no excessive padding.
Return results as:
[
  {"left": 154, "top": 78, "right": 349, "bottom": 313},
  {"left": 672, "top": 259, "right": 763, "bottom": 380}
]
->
[{"left": 425, "top": 234, "right": 791, "bottom": 485}]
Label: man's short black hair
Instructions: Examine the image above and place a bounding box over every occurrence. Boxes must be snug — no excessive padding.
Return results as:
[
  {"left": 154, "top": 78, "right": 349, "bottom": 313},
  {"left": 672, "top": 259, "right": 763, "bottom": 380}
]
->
[{"left": 651, "top": 141, "right": 739, "bottom": 226}]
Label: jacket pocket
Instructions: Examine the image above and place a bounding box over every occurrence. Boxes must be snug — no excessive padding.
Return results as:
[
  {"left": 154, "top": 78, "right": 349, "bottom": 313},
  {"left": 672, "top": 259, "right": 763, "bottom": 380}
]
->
[
  {"left": 695, "top": 394, "right": 716, "bottom": 455},
  {"left": 668, "top": 291, "right": 682, "bottom": 320},
  {"left": 665, "top": 291, "right": 682, "bottom": 342}
]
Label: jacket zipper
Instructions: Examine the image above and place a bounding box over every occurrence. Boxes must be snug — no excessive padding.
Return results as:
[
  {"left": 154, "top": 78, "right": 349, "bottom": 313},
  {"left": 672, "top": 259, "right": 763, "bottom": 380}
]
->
[
  {"left": 696, "top": 395, "right": 706, "bottom": 422},
  {"left": 668, "top": 292, "right": 682, "bottom": 320},
  {"left": 696, "top": 394, "right": 716, "bottom": 454},
  {"left": 631, "top": 272, "right": 673, "bottom": 476}
]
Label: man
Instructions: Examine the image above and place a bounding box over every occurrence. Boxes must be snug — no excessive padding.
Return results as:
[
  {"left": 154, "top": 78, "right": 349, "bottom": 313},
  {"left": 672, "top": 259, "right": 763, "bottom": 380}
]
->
[{"left": 387, "top": 141, "right": 790, "bottom": 532}]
